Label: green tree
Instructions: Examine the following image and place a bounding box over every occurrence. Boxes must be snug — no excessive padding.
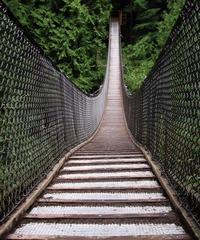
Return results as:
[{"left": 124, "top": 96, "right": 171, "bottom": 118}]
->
[
  {"left": 122, "top": 0, "right": 186, "bottom": 92},
  {"left": 3, "top": 0, "right": 112, "bottom": 92}
]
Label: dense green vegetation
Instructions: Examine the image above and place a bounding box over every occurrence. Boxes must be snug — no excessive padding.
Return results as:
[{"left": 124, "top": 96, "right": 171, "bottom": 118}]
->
[
  {"left": 122, "top": 0, "right": 186, "bottom": 92},
  {"left": 3, "top": 0, "right": 112, "bottom": 92},
  {"left": 3, "top": 0, "right": 186, "bottom": 93}
]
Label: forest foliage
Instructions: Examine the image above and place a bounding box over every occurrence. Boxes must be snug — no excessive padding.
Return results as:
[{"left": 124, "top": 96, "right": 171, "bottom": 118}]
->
[
  {"left": 3, "top": 0, "right": 112, "bottom": 92},
  {"left": 3, "top": 0, "right": 186, "bottom": 93},
  {"left": 122, "top": 0, "right": 186, "bottom": 92}
]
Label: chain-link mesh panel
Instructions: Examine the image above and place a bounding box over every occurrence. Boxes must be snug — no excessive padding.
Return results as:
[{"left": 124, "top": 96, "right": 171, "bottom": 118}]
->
[
  {"left": 0, "top": 2, "right": 110, "bottom": 222},
  {"left": 122, "top": 0, "right": 200, "bottom": 225}
]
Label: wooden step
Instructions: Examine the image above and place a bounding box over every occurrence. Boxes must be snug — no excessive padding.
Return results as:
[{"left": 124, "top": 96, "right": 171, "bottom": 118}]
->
[
  {"left": 40, "top": 191, "right": 167, "bottom": 202},
  {"left": 61, "top": 164, "right": 150, "bottom": 173},
  {"left": 38, "top": 198, "right": 168, "bottom": 204},
  {"left": 48, "top": 180, "right": 161, "bottom": 191},
  {"left": 25, "top": 213, "right": 176, "bottom": 220},
  {"left": 67, "top": 158, "right": 146, "bottom": 165},
  {"left": 7, "top": 235, "right": 192, "bottom": 240},
  {"left": 24, "top": 205, "right": 175, "bottom": 220},
  {"left": 57, "top": 171, "right": 155, "bottom": 180},
  {"left": 7, "top": 223, "right": 191, "bottom": 239},
  {"left": 70, "top": 154, "right": 143, "bottom": 159}
]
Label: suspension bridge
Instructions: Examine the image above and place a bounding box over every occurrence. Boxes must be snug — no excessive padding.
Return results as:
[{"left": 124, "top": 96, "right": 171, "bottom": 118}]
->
[{"left": 0, "top": 1, "right": 199, "bottom": 239}]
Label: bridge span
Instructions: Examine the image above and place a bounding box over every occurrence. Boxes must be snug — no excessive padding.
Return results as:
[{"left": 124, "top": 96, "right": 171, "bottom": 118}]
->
[{"left": 4, "top": 19, "right": 193, "bottom": 240}]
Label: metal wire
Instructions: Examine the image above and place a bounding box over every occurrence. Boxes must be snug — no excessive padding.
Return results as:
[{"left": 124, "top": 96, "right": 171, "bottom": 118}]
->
[
  {"left": 122, "top": 0, "right": 200, "bottom": 225},
  {"left": 0, "top": 2, "right": 109, "bottom": 222}
]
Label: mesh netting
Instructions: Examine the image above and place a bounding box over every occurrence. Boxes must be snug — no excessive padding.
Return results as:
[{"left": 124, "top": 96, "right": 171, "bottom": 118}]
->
[
  {"left": 122, "top": 0, "right": 200, "bottom": 225},
  {"left": 0, "top": 2, "right": 109, "bottom": 221}
]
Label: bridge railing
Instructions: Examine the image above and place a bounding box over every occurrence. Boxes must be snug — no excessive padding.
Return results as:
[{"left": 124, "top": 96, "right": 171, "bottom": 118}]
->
[
  {"left": 0, "top": 2, "right": 110, "bottom": 222},
  {"left": 122, "top": 0, "right": 200, "bottom": 225}
]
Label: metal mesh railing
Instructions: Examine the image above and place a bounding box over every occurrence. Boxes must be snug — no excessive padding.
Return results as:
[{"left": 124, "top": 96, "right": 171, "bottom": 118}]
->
[
  {"left": 0, "top": 2, "right": 110, "bottom": 222},
  {"left": 122, "top": 0, "right": 200, "bottom": 225}
]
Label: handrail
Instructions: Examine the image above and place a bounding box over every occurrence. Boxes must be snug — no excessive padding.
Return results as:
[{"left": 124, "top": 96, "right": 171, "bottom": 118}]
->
[
  {"left": 121, "top": 0, "right": 200, "bottom": 226},
  {"left": 0, "top": 2, "right": 111, "bottom": 222}
]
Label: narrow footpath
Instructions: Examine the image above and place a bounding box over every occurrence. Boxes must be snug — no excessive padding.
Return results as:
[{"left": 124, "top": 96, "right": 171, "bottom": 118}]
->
[{"left": 7, "top": 19, "right": 191, "bottom": 240}]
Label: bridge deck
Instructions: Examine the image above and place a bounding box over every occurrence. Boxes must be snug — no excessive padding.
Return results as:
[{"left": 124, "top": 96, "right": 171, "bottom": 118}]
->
[{"left": 7, "top": 20, "right": 191, "bottom": 240}]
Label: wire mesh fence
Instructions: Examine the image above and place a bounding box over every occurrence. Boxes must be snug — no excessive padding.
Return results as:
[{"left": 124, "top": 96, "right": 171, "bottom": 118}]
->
[
  {"left": 0, "top": 2, "right": 110, "bottom": 222},
  {"left": 122, "top": 0, "right": 200, "bottom": 225}
]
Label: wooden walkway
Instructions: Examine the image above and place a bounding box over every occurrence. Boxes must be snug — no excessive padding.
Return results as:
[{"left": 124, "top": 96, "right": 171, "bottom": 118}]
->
[{"left": 6, "top": 20, "right": 191, "bottom": 240}]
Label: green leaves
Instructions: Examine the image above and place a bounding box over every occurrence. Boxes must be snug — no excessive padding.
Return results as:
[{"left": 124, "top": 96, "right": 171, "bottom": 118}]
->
[
  {"left": 133, "top": 0, "right": 148, "bottom": 9},
  {"left": 4, "top": 0, "right": 112, "bottom": 93},
  {"left": 157, "top": 0, "right": 186, "bottom": 48},
  {"left": 122, "top": 0, "right": 186, "bottom": 93}
]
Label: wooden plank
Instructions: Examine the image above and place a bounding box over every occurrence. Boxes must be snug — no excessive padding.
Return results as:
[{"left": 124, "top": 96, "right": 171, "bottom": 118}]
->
[
  {"left": 60, "top": 168, "right": 151, "bottom": 174},
  {"left": 70, "top": 155, "right": 143, "bottom": 159},
  {"left": 6, "top": 234, "right": 192, "bottom": 240},
  {"left": 24, "top": 212, "right": 176, "bottom": 220},
  {"left": 38, "top": 198, "right": 169, "bottom": 204},
  {"left": 56, "top": 176, "right": 156, "bottom": 181},
  {"left": 66, "top": 160, "right": 147, "bottom": 165},
  {"left": 68, "top": 158, "right": 146, "bottom": 162},
  {"left": 47, "top": 186, "right": 162, "bottom": 191}
]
